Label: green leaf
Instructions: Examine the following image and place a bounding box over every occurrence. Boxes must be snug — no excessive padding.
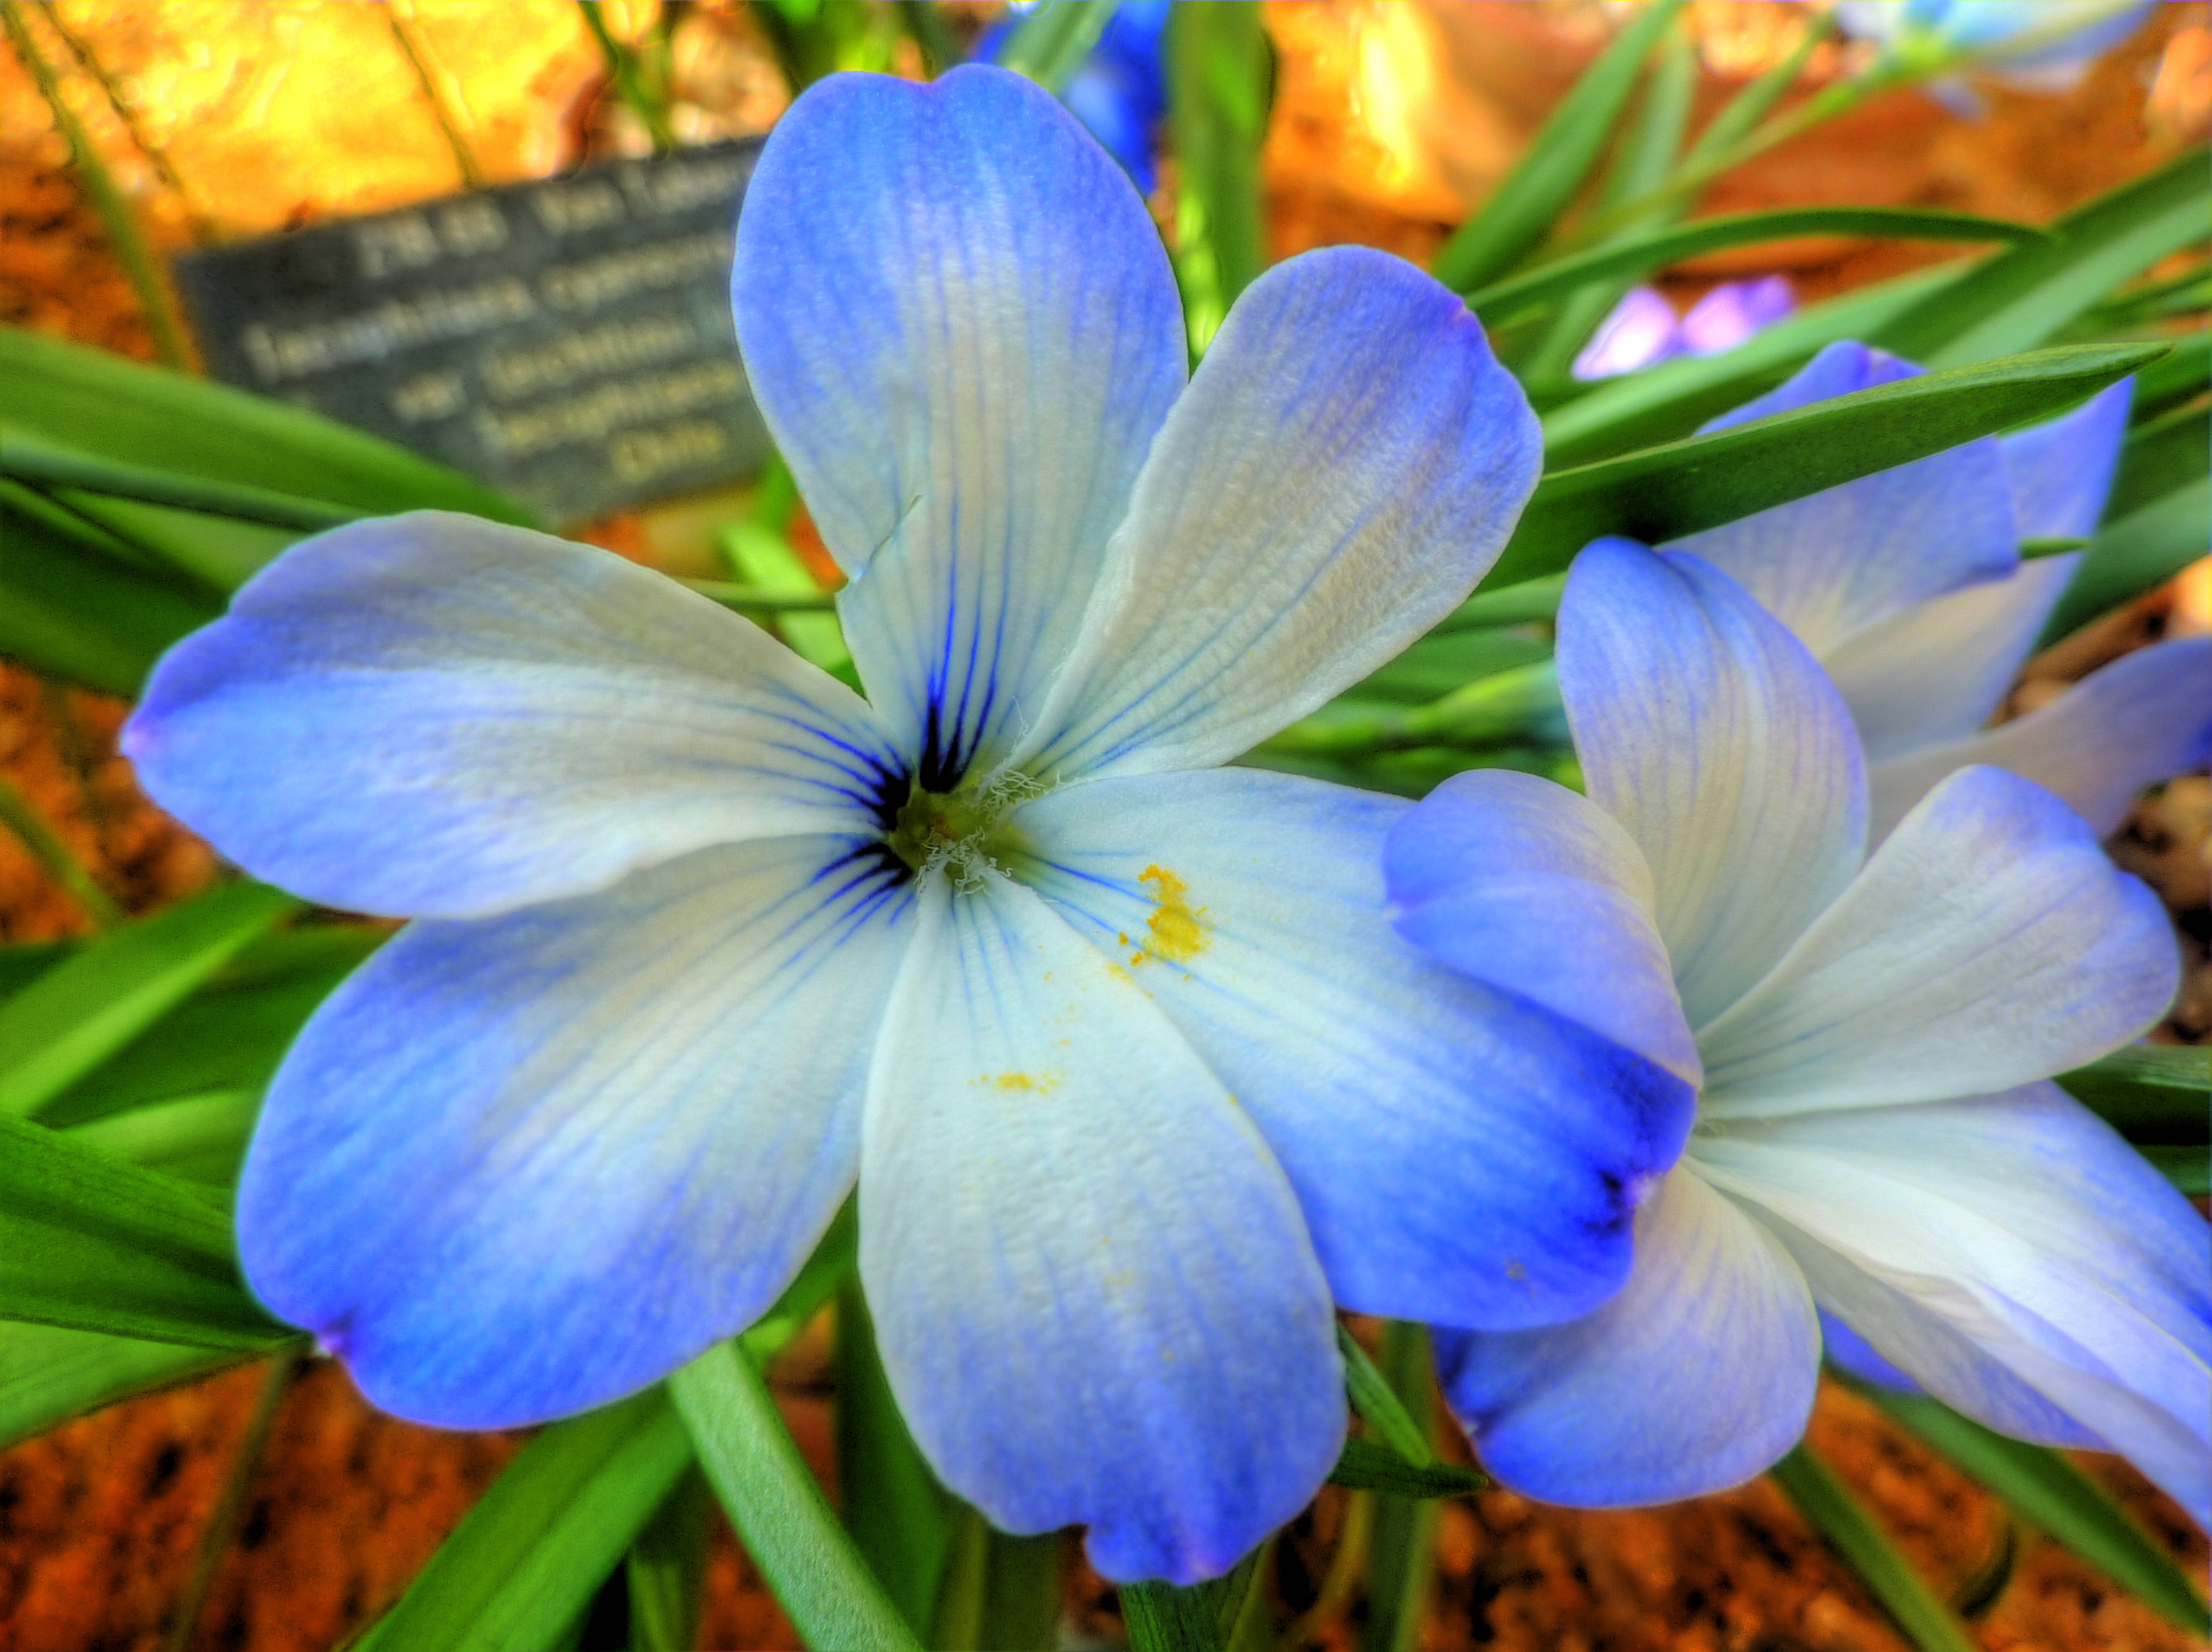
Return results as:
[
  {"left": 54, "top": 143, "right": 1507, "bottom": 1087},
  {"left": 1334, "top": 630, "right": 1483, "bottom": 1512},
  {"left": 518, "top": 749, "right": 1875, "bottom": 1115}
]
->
[
  {"left": 1438, "top": 573, "right": 1567, "bottom": 632},
  {"left": 3, "top": 435, "right": 358, "bottom": 532},
  {"left": 1121, "top": 1578, "right": 1227, "bottom": 1652},
  {"left": 2102, "top": 402, "right": 2209, "bottom": 526},
  {"left": 1338, "top": 1323, "right": 1437, "bottom": 1469},
  {"left": 1430, "top": 0, "right": 1687, "bottom": 294},
  {"left": 1351, "top": 625, "right": 1553, "bottom": 705},
  {"left": 0, "top": 939, "right": 72, "bottom": 999},
  {"left": 834, "top": 1273, "right": 954, "bottom": 1639},
  {"left": 1360, "top": 1320, "right": 1441, "bottom": 1652},
  {"left": 2127, "top": 331, "right": 2208, "bottom": 420},
  {"left": 51, "top": 491, "right": 300, "bottom": 593},
  {"left": 628, "top": 1465, "right": 714, "bottom": 1652},
  {"left": 0, "top": 882, "right": 298, "bottom": 1121},
  {"left": 1265, "top": 661, "right": 1562, "bottom": 758},
  {"left": 1871, "top": 147, "right": 2211, "bottom": 369},
  {"left": 1470, "top": 208, "right": 2049, "bottom": 324},
  {"left": 37, "top": 929, "right": 379, "bottom": 1130},
  {"left": 1768, "top": 1442, "right": 1979, "bottom": 1652},
  {"left": 2053, "top": 1045, "right": 2207, "bottom": 1142},
  {"left": 0, "top": 1317, "right": 261, "bottom": 1449},
  {"left": 0, "top": 1111, "right": 289, "bottom": 1347},
  {"left": 2039, "top": 476, "right": 2210, "bottom": 646},
  {"left": 1854, "top": 1386, "right": 2210, "bottom": 1638},
  {"left": 63, "top": 1087, "right": 261, "bottom": 1186},
  {"left": 1166, "top": 0, "right": 1271, "bottom": 355},
  {"left": 669, "top": 1341, "right": 923, "bottom": 1652},
  {"left": 2135, "top": 1144, "right": 2209, "bottom": 1197},
  {"left": 1515, "top": 27, "right": 1698, "bottom": 384},
  {"left": 0, "top": 324, "right": 535, "bottom": 524},
  {"left": 1538, "top": 261, "right": 1963, "bottom": 467},
  {"left": 0, "top": 490, "right": 223, "bottom": 694},
  {"left": 994, "top": 0, "right": 1119, "bottom": 91},
  {"left": 737, "top": 1196, "right": 856, "bottom": 1366},
  {"left": 1491, "top": 341, "right": 2164, "bottom": 589},
  {"left": 1328, "top": 1437, "right": 1487, "bottom": 1500},
  {"left": 355, "top": 1388, "right": 695, "bottom": 1652}
]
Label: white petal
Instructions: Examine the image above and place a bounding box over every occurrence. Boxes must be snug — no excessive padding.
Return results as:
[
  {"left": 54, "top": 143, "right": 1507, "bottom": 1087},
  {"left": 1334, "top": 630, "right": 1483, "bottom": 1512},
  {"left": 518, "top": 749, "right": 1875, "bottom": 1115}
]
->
[
  {"left": 1696, "top": 1085, "right": 2211, "bottom": 1527},
  {"left": 1012, "top": 246, "right": 1541, "bottom": 780},
  {"left": 1821, "top": 555, "right": 2078, "bottom": 760},
  {"left": 1700, "top": 766, "right": 2177, "bottom": 1116},
  {"left": 1436, "top": 1167, "right": 1819, "bottom": 1506},
  {"left": 1011, "top": 767, "right": 1696, "bottom": 1331},
  {"left": 236, "top": 834, "right": 915, "bottom": 1428},
  {"left": 1664, "top": 343, "right": 2018, "bottom": 655},
  {"left": 729, "top": 67, "right": 1187, "bottom": 786},
  {"left": 1385, "top": 768, "right": 1699, "bottom": 1087},
  {"left": 1868, "top": 638, "right": 2212, "bottom": 840},
  {"left": 124, "top": 515, "right": 902, "bottom": 919},
  {"left": 1557, "top": 539, "right": 1867, "bottom": 1028},
  {"left": 860, "top": 871, "right": 1344, "bottom": 1584}
]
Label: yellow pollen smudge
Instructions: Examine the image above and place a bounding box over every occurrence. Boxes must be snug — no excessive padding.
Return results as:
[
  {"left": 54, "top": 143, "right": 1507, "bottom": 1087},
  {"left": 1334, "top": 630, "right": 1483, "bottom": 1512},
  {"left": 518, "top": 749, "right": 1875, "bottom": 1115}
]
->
[
  {"left": 979, "top": 1071, "right": 1058, "bottom": 1093},
  {"left": 1129, "top": 864, "right": 1208, "bottom": 967}
]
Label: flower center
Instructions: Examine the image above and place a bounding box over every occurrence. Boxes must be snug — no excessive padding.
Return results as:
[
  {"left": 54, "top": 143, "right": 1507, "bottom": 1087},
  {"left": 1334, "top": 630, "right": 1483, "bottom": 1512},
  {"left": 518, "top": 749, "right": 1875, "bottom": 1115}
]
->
[{"left": 885, "top": 769, "right": 1046, "bottom": 889}]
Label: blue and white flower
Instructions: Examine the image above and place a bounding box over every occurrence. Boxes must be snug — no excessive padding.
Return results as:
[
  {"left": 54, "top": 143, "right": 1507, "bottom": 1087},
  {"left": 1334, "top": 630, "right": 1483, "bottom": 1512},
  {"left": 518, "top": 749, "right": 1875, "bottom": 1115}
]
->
[
  {"left": 1835, "top": 1, "right": 2160, "bottom": 94},
  {"left": 1668, "top": 342, "right": 2212, "bottom": 840},
  {"left": 1385, "top": 537, "right": 2207, "bottom": 1525},
  {"left": 121, "top": 66, "right": 1695, "bottom": 1582}
]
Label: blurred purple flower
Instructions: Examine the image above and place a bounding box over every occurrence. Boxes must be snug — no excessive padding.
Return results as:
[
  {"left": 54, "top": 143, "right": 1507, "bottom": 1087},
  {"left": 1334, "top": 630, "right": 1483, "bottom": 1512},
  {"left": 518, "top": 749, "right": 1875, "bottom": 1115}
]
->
[
  {"left": 1571, "top": 276, "right": 1796, "bottom": 380},
  {"left": 981, "top": 0, "right": 1169, "bottom": 193},
  {"left": 1835, "top": 1, "right": 2161, "bottom": 97}
]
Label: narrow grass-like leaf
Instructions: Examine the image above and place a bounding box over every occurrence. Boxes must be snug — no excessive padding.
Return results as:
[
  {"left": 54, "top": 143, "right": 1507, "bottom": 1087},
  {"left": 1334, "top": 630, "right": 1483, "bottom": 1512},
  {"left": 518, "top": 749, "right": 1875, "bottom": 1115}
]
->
[
  {"left": 1855, "top": 1386, "right": 2211, "bottom": 1636},
  {"left": 627, "top": 1464, "right": 714, "bottom": 1652},
  {"left": 1352, "top": 625, "right": 1554, "bottom": 705},
  {"left": 0, "top": 772, "right": 122, "bottom": 929},
  {"left": 0, "top": 326, "right": 534, "bottom": 524},
  {"left": 1491, "top": 341, "right": 2163, "bottom": 588},
  {"left": 2102, "top": 402, "right": 2209, "bottom": 526},
  {"left": 52, "top": 491, "right": 298, "bottom": 594},
  {"left": 0, "top": 882, "right": 298, "bottom": 1121},
  {"left": 2127, "top": 332, "right": 2207, "bottom": 420},
  {"left": 1430, "top": 0, "right": 1686, "bottom": 294},
  {"left": 972, "top": 1531, "right": 1068, "bottom": 1652},
  {"left": 671, "top": 1341, "right": 923, "bottom": 1652},
  {"left": 1517, "top": 28, "right": 1698, "bottom": 384},
  {"left": 1268, "top": 662, "right": 1561, "bottom": 757},
  {"left": 1166, "top": 0, "right": 1270, "bottom": 355},
  {"left": 1470, "top": 208, "right": 2047, "bottom": 323},
  {"left": 834, "top": 1273, "right": 954, "bottom": 1638},
  {"left": 1338, "top": 1324, "right": 1435, "bottom": 1467},
  {"left": 1872, "top": 147, "right": 2210, "bottom": 369},
  {"left": 1361, "top": 1320, "right": 1441, "bottom": 1652},
  {"left": 0, "top": 939, "right": 72, "bottom": 1000},
  {"left": 2039, "top": 476, "right": 2210, "bottom": 646},
  {"left": 737, "top": 1196, "right": 856, "bottom": 1365},
  {"left": 64, "top": 1088, "right": 261, "bottom": 1186},
  {"left": 1539, "top": 263, "right": 1963, "bottom": 467},
  {"left": 1769, "top": 1443, "right": 1979, "bottom": 1652},
  {"left": 0, "top": 495, "right": 222, "bottom": 694},
  {"left": 1328, "top": 1437, "right": 1487, "bottom": 1500},
  {"left": 37, "top": 930, "right": 380, "bottom": 1130},
  {"left": 1121, "top": 1579, "right": 1226, "bottom": 1652},
  {"left": 0, "top": 1112, "right": 288, "bottom": 1347},
  {"left": 355, "top": 1388, "right": 694, "bottom": 1652},
  {"left": 1439, "top": 573, "right": 1568, "bottom": 632},
  {"left": 994, "top": 0, "right": 1118, "bottom": 92},
  {"left": 0, "top": 1318, "right": 263, "bottom": 1448},
  {"left": 2053, "top": 1045, "right": 2208, "bottom": 1142},
  {"left": 3, "top": 436, "right": 359, "bottom": 532}
]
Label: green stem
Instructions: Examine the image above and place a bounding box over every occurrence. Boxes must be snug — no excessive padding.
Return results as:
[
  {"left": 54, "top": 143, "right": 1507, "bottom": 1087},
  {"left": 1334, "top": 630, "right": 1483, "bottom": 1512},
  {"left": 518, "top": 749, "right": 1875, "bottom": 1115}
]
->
[
  {"left": 386, "top": 4, "right": 485, "bottom": 189},
  {"left": 1769, "top": 1442, "right": 1980, "bottom": 1652},
  {"left": 581, "top": 0, "right": 677, "bottom": 149},
  {"left": 38, "top": 6, "right": 212, "bottom": 241},
  {"left": 160, "top": 1349, "right": 301, "bottom": 1652},
  {"left": 0, "top": 0, "right": 191, "bottom": 370},
  {"left": 0, "top": 773, "right": 123, "bottom": 929},
  {"left": 1359, "top": 1323, "right": 1439, "bottom": 1652}
]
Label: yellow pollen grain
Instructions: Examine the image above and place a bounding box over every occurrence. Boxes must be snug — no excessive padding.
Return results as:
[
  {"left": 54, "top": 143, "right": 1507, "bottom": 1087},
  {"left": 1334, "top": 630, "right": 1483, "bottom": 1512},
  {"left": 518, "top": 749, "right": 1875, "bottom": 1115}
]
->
[
  {"left": 1130, "top": 864, "right": 1208, "bottom": 967},
  {"left": 980, "top": 1071, "right": 1058, "bottom": 1093}
]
